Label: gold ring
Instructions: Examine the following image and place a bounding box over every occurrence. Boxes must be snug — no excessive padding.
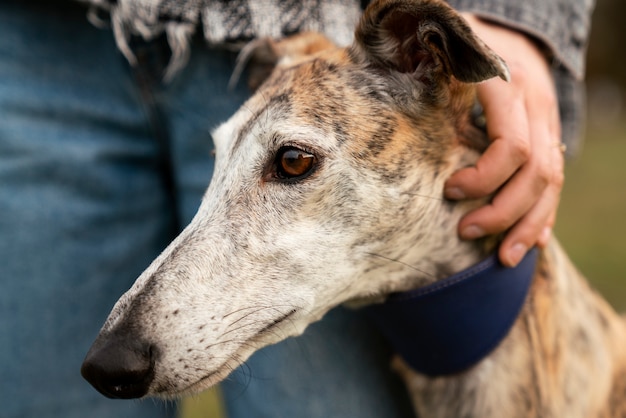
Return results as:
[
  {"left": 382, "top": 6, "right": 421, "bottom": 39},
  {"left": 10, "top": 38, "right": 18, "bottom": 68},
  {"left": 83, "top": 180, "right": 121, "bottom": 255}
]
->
[{"left": 555, "top": 141, "right": 567, "bottom": 153}]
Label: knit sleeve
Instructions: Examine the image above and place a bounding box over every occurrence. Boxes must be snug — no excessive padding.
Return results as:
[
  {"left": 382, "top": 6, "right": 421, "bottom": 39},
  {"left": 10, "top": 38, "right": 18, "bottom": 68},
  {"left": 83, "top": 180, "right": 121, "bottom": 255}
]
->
[{"left": 446, "top": 0, "right": 595, "bottom": 80}]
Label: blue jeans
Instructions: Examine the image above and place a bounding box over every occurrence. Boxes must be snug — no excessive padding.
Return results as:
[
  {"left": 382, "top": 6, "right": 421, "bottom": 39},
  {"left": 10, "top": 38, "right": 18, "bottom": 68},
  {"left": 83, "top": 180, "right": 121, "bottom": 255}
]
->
[{"left": 0, "top": 1, "right": 413, "bottom": 417}]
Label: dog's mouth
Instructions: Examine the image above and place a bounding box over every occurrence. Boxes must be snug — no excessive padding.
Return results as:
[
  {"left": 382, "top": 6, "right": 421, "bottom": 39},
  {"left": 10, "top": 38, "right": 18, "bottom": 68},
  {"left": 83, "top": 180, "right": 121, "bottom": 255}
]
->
[
  {"left": 255, "top": 308, "right": 299, "bottom": 335},
  {"left": 155, "top": 309, "right": 299, "bottom": 398}
]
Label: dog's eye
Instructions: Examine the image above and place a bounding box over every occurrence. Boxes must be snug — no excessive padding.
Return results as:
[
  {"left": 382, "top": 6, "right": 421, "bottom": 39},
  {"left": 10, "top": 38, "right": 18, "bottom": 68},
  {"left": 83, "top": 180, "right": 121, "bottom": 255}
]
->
[{"left": 274, "top": 146, "right": 317, "bottom": 181}]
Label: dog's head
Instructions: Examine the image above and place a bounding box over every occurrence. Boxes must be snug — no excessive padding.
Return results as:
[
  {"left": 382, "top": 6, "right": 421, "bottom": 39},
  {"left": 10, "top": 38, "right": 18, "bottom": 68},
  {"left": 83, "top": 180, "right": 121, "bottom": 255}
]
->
[{"left": 82, "top": 0, "right": 507, "bottom": 400}]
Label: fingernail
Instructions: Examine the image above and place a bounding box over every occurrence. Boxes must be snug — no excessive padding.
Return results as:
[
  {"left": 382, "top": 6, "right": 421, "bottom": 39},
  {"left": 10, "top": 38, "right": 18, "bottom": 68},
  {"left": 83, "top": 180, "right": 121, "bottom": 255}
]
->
[
  {"left": 445, "top": 187, "right": 465, "bottom": 200},
  {"left": 507, "top": 243, "right": 527, "bottom": 267},
  {"left": 461, "top": 225, "right": 485, "bottom": 240}
]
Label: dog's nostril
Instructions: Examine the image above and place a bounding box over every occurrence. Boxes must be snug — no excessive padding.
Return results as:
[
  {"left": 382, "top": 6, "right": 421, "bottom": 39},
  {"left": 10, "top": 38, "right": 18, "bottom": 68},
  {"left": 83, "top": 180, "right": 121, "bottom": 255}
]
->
[{"left": 81, "top": 335, "right": 156, "bottom": 399}]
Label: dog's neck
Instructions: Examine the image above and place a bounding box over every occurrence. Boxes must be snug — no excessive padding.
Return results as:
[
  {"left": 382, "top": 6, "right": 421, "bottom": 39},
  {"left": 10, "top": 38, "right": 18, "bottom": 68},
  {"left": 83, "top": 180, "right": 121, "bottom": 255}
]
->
[
  {"left": 421, "top": 93, "right": 501, "bottom": 277},
  {"left": 351, "top": 176, "right": 498, "bottom": 306},
  {"left": 402, "top": 176, "right": 499, "bottom": 287},
  {"left": 354, "top": 84, "right": 499, "bottom": 302}
]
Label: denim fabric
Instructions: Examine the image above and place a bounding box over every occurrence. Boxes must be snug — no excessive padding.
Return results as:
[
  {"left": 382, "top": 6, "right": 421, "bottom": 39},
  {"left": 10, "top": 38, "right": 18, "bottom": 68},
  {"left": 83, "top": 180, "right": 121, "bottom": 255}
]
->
[
  {"left": 0, "top": 2, "right": 413, "bottom": 418},
  {"left": 221, "top": 306, "right": 415, "bottom": 418},
  {"left": 0, "top": 2, "right": 238, "bottom": 417}
]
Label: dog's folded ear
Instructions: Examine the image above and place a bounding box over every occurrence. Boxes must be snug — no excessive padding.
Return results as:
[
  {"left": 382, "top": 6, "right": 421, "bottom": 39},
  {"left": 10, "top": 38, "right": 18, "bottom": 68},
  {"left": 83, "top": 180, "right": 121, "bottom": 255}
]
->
[{"left": 352, "top": 0, "right": 509, "bottom": 84}]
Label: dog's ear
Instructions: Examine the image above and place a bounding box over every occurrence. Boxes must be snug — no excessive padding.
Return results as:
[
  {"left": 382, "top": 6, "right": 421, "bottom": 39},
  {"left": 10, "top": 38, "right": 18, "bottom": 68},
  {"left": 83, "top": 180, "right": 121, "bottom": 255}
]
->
[
  {"left": 229, "top": 32, "right": 337, "bottom": 91},
  {"left": 351, "top": 0, "right": 509, "bottom": 84}
]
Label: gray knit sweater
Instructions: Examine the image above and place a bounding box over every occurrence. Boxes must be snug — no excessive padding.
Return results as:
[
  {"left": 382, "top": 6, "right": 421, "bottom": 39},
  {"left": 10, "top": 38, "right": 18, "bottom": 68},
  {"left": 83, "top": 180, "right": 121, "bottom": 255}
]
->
[{"left": 78, "top": 0, "right": 595, "bottom": 152}]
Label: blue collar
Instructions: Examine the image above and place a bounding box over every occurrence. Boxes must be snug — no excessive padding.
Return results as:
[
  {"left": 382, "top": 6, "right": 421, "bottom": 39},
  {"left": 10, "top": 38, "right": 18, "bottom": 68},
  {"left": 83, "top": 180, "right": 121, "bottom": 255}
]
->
[{"left": 366, "top": 248, "right": 538, "bottom": 376}]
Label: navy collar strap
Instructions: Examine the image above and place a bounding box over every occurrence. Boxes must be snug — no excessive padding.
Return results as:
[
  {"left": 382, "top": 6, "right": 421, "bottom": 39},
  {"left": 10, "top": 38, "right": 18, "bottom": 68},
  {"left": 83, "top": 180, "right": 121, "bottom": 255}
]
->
[{"left": 366, "top": 247, "right": 538, "bottom": 377}]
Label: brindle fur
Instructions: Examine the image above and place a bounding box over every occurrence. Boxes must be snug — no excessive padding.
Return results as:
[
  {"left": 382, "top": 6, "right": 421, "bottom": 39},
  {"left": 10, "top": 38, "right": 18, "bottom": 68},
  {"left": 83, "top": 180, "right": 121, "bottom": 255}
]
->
[{"left": 82, "top": 0, "right": 626, "bottom": 416}]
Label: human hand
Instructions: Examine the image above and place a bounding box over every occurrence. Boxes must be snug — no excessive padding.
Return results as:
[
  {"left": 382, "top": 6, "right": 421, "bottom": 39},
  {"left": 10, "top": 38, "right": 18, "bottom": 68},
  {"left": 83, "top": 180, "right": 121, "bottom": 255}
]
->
[{"left": 445, "top": 14, "right": 565, "bottom": 267}]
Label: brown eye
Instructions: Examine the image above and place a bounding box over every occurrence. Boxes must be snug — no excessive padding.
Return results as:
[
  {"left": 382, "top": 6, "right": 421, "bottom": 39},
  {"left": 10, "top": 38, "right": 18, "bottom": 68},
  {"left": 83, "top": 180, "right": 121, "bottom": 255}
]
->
[{"left": 275, "top": 147, "right": 317, "bottom": 180}]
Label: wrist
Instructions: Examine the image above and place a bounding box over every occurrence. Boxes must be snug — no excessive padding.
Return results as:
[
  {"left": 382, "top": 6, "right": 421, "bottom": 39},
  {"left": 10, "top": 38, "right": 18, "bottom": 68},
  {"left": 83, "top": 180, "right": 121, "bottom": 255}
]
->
[{"left": 460, "top": 13, "right": 550, "bottom": 71}]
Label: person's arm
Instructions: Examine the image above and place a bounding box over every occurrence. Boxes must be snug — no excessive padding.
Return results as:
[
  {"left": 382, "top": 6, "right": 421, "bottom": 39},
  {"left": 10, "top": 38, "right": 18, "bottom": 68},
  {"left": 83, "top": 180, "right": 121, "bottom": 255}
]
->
[
  {"left": 444, "top": 0, "right": 595, "bottom": 267},
  {"left": 447, "top": 0, "right": 595, "bottom": 79}
]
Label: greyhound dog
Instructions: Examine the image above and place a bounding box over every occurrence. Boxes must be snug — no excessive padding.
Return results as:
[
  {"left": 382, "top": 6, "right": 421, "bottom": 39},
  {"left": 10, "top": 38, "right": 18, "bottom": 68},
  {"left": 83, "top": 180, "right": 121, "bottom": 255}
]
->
[{"left": 81, "top": 0, "right": 626, "bottom": 416}]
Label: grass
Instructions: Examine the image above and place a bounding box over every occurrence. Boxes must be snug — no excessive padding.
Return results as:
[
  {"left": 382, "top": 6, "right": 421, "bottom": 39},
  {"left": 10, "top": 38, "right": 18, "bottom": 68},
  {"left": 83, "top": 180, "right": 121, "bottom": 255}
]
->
[
  {"left": 555, "top": 121, "right": 626, "bottom": 310},
  {"left": 179, "top": 387, "right": 224, "bottom": 418},
  {"left": 178, "top": 121, "right": 626, "bottom": 417}
]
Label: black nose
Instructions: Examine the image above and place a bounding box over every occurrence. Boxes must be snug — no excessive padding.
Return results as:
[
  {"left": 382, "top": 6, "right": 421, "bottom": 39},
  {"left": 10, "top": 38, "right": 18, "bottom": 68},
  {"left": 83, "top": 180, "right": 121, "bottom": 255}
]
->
[{"left": 81, "top": 332, "right": 155, "bottom": 399}]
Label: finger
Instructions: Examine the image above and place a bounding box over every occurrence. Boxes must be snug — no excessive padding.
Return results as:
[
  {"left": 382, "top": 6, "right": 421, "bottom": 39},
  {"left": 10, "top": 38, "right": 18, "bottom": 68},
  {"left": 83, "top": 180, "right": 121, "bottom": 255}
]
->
[
  {"left": 508, "top": 77, "right": 562, "bottom": 251},
  {"left": 482, "top": 113, "right": 564, "bottom": 266},
  {"left": 498, "top": 176, "right": 562, "bottom": 266},
  {"left": 536, "top": 217, "right": 555, "bottom": 248},
  {"left": 536, "top": 143, "right": 565, "bottom": 248},
  {"left": 549, "top": 99, "right": 562, "bottom": 141},
  {"left": 445, "top": 80, "right": 529, "bottom": 199},
  {"left": 457, "top": 124, "right": 553, "bottom": 240}
]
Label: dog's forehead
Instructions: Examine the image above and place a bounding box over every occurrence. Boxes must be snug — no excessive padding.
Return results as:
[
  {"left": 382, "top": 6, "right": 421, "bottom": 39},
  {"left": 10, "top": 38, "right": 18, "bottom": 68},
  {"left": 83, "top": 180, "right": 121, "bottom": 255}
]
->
[{"left": 214, "top": 52, "right": 401, "bottom": 157}]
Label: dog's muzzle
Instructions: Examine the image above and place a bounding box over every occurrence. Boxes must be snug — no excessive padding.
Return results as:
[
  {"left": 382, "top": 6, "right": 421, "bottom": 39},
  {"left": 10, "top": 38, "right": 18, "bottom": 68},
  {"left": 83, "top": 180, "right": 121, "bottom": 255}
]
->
[{"left": 81, "top": 330, "right": 156, "bottom": 399}]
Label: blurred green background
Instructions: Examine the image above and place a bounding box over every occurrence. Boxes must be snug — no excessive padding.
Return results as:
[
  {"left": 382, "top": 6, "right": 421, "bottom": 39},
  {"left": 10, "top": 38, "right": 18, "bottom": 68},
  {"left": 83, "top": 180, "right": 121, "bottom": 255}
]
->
[
  {"left": 561, "top": 0, "right": 626, "bottom": 311},
  {"left": 557, "top": 121, "right": 626, "bottom": 311},
  {"left": 180, "top": 0, "right": 626, "bottom": 416}
]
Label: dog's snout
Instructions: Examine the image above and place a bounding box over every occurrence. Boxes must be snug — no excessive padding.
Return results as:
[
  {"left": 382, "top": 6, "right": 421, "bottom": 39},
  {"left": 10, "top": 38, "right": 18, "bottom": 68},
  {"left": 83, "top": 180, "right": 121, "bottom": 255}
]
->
[{"left": 81, "top": 333, "right": 156, "bottom": 399}]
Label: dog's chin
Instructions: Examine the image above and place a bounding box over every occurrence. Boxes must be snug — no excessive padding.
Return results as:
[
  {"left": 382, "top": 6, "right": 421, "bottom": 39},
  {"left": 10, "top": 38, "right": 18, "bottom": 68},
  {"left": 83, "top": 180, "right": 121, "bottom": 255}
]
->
[
  {"left": 150, "top": 349, "right": 256, "bottom": 399},
  {"left": 150, "top": 311, "right": 305, "bottom": 399},
  {"left": 152, "top": 360, "right": 236, "bottom": 400}
]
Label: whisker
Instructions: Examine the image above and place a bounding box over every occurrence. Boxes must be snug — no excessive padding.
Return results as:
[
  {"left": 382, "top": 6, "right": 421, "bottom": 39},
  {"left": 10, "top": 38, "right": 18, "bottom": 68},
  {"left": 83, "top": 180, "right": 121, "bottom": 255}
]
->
[
  {"left": 223, "top": 304, "right": 300, "bottom": 321},
  {"left": 204, "top": 338, "right": 259, "bottom": 352},
  {"left": 220, "top": 318, "right": 271, "bottom": 338},
  {"left": 239, "top": 101, "right": 257, "bottom": 119},
  {"left": 365, "top": 252, "right": 434, "bottom": 278},
  {"left": 221, "top": 305, "right": 301, "bottom": 337},
  {"left": 401, "top": 191, "right": 445, "bottom": 202},
  {"left": 223, "top": 305, "right": 265, "bottom": 319}
]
